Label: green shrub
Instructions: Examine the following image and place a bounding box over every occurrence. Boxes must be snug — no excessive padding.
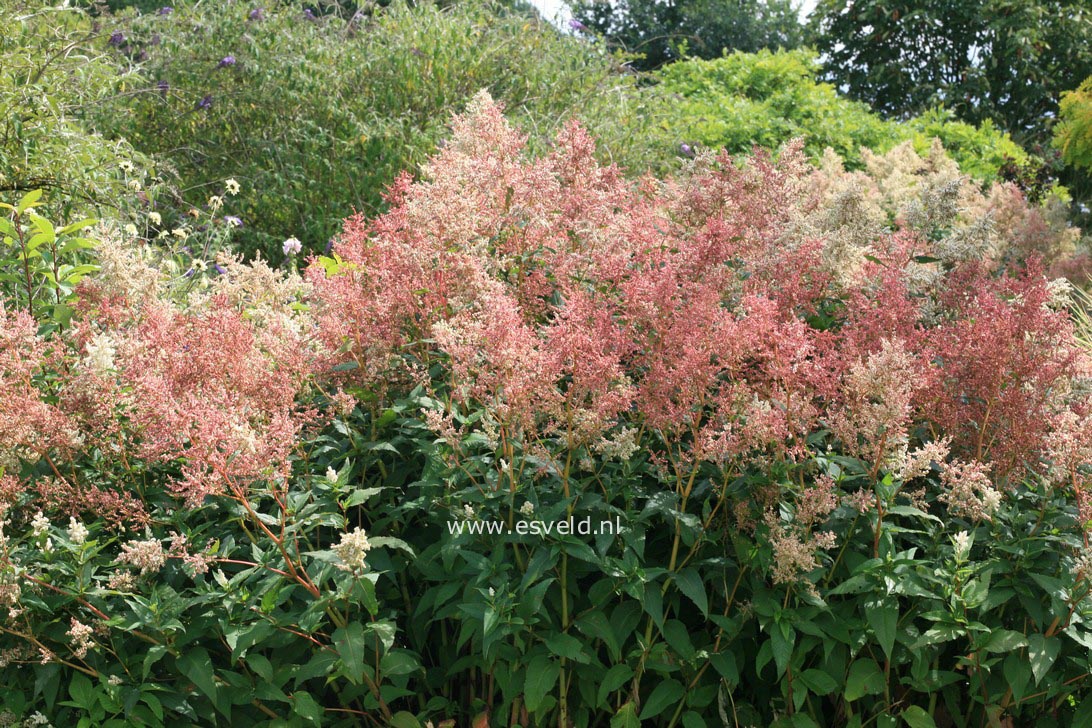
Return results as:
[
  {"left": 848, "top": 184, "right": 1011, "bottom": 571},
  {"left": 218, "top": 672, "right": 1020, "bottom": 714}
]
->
[
  {"left": 0, "top": 1, "right": 165, "bottom": 224},
  {"left": 656, "top": 49, "right": 1030, "bottom": 182},
  {"left": 96, "top": 0, "right": 674, "bottom": 258}
]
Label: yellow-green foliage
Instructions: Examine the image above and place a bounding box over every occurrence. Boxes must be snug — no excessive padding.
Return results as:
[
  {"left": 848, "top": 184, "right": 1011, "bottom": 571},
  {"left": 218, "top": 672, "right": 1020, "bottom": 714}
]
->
[
  {"left": 1055, "top": 76, "right": 1092, "bottom": 171},
  {"left": 657, "top": 49, "right": 1029, "bottom": 181}
]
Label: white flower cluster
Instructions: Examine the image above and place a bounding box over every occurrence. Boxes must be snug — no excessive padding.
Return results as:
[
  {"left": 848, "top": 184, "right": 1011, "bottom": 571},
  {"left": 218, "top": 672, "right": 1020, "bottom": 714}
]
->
[
  {"left": 118, "top": 538, "right": 166, "bottom": 575},
  {"left": 67, "top": 518, "right": 88, "bottom": 545},
  {"left": 30, "top": 512, "right": 49, "bottom": 537},
  {"left": 67, "top": 619, "right": 95, "bottom": 659},
  {"left": 333, "top": 527, "right": 373, "bottom": 572},
  {"left": 83, "top": 332, "right": 117, "bottom": 377}
]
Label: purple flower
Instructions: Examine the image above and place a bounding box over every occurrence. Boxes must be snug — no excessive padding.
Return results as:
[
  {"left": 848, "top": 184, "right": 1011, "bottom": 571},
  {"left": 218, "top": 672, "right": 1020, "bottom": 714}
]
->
[
  {"left": 568, "top": 19, "right": 589, "bottom": 32},
  {"left": 157, "top": 80, "right": 170, "bottom": 96},
  {"left": 303, "top": 8, "right": 315, "bottom": 19},
  {"left": 197, "top": 94, "right": 214, "bottom": 109},
  {"left": 217, "top": 55, "right": 236, "bottom": 68},
  {"left": 108, "top": 31, "right": 126, "bottom": 47},
  {"left": 248, "top": 7, "right": 264, "bottom": 21},
  {"left": 224, "top": 215, "right": 243, "bottom": 228},
  {"left": 282, "top": 237, "right": 302, "bottom": 256},
  {"left": 157, "top": 6, "right": 173, "bottom": 15},
  {"left": 213, "top": 263, "right": 227, "bottom": 275},
  {"left": 324, "top": 239, "right": 334, "bottom": 254},
  {"left": 680, "top": 142, "right": 694, "bottom": 157}
]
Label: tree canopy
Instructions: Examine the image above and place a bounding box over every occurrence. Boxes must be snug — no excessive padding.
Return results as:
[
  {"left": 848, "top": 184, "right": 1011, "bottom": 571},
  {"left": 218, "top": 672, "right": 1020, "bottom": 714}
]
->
[
  {"left": 810, "top": 0, "right": 1092, "bottom": 145},
  {"left": 568, "top": 0, "right": 803, "bottom": 70}
]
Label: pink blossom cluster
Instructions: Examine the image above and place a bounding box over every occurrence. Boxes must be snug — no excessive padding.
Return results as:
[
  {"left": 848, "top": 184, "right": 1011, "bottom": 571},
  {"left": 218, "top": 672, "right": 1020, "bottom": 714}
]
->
[
  {"left": 308, "top": 92, "right": 1092, "bottom": 511},
  {"left": 120, "top": 299, "right": 316, "bottom": 506},
  {"left": 0, "top": 260, "right": 319, "bottom": 521}
]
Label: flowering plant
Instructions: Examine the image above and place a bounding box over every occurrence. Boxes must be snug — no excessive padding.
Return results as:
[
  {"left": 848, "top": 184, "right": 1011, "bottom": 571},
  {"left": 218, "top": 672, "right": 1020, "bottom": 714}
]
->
[{"left": 0, "top": 94, "right": 1091, "bottom": 726}]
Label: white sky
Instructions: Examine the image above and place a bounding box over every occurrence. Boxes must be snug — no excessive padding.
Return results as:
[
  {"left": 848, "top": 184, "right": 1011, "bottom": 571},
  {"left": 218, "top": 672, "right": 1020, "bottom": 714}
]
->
[{"left": 529, "top": 0, "right": 819, "bottom": 30}]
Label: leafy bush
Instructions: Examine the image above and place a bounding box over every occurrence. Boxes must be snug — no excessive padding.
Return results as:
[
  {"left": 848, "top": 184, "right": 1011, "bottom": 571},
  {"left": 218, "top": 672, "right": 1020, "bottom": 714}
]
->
[
  {"left": 656, "top": 49, "right": 1031, "bottom": 182},
  {"left": 94, "top": 0, "right": 674, "bottom": 259},
  {"left": 1055, "top": 76, "right": 1092, "bottom": 172},
  {"left": 0, "top": 1, "right": 164, "bottom": 223},
  {"left": 1, "top": 96, "right": 1092, "bottom": 728}
]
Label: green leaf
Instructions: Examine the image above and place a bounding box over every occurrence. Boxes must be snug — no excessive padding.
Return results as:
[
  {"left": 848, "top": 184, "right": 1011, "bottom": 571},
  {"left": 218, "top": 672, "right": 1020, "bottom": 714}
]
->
[
  {"left": 142, "top": 645, "right": 168, "bottom": 680},
  {"left": 962, "top": 573, "right": 990, "bottom": 609},
  {"left": 638, "top": 678, "right": 685, "bottom": 720},
  {"left": 799, "top": 669, "right": 838, "bottom": 696},
  {"left": 845, "top": 659, "right": 884, "bottom": 701},
  {"left": 332, "top": 623, "right": 366, "bottom": 684},
  {"left": 575, "top": 611, "right": 621, "bottom": 661},
  {"left": 178, "top": 648, "right": 217, "bottom": 703},
  {"left": 248, "top": 653, "right": 273, "bottom": 683},
  {"left": 886, "top": 505, "right": 942, "bottom": 522},
  {"left": 368, "top": 620, "right": 396, "bottom": 654},
  {"left": 58, "top": 218, "right": 97, "bottom": 235},
  {"left": 867, "top": 601, "right": 898, "bottom": 660},
  {"left": 293, "top": 692, "right": 325, "bottom": 724},
  {"left": 611, "top": 702, "right": 641, "bottom": 728},
  {"left": 675, "top": 568, "right": 709, "bottom": 616},
  {"left": 1073, "top": 694, "right": 1092, "bottom": 727},
  {"left": 643, "top": 581, "right": 665, "bottom": 630},
  {"left": 681, "top": 712, "right": 707, "bottom": 728},
  {"left": 1003, "top": 653, "right": 1031, "bottom": 703},
  {"left": 983, "top": 629, "right": 1027, "bottom": 653},
  {"left": 1027, "top": 634, "right": 1060, "bottom": 685},
  {"left": 545, "top": 632, "right": 588, "bottom": 663},
  {"left": 770, "top": 622, "right": 794, "bottom": 677},
  {"left": 710, "top": 651, "right": 739, "bottom": 687},
  {"left": 69, "top": 673, "right": 94, "bottom": 710},
  {"left": 483, "top": 607, "right": 499, "bottom": 637},
  {"left": 16, "top": 189, "right": 42, "bottom": 214},
  {"left": 597, "top": 664, "right": 634, "bottom": 708},
  {"left": 901, "top": 706, "right": 937, "bottom": 728},
  {"left": 663, "top": 619, "right": 696, "bottom": 660},
  {"left": 369, "top": 534, "right": 414, "bottom": 558},
  {"left": 388, "top": 712, "right": 422, "bottom": 728},
  {"left": 523, "top": 655, "right": 560, "bottom": 712}
]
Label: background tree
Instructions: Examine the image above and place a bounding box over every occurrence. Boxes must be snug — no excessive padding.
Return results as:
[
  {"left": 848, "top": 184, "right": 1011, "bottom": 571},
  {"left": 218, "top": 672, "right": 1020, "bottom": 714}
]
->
[
  {"left": 809, "top": 0, "right": 1092, "bottom": 145},
  {"left": 1056, "top": 76, "right": 1092, "bottom": 172},
  {"left": 1053, "top": 75, "right": 1092, "bottom": 219},
  {"left": 568, "top": 0, "right": 804, "bottom": 70}
]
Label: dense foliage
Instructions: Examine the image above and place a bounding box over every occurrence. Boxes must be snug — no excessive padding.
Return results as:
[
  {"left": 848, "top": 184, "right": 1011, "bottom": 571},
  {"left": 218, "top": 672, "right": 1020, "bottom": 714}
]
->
[
  {"left": 92, "top": 0, "right": 674, "bottom": 258},
  {"left": 1, "top": 96, "right": 1092, "bottom": 727},
  {"left": 809, "top": 0, "right": 1092, "bottom": 145},
  {"left": 655, "top": 50, "right": 1030, "bottom": 181},
  {"left": 0, "top": 1, "right": 164, "bottom": 223},
  {"left": 567, "top": 0, "right": 802, "bottom": 70},
  {"left": 1056, "top": 77, "right": 1092, "bottom": 173}
]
